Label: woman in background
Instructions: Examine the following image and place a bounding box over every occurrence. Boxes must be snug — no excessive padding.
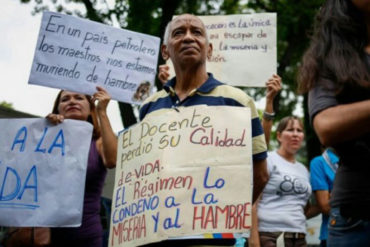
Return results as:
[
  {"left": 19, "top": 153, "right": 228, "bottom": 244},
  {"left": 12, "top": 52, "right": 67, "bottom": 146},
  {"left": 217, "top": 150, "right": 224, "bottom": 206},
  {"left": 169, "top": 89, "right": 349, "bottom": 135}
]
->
[
  {"left": 251, "top": 115, "right": 314, "bottom": 247},
  {"left": 249, "top": 75, "right": 318, "bottom": 247},
  {"left": 47, "top": 86, "right": 117, "bottom": 247}
]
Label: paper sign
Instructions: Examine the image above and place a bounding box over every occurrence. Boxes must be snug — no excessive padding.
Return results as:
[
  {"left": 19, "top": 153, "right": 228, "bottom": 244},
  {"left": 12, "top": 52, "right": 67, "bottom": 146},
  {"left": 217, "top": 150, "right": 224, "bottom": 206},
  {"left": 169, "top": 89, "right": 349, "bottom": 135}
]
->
[
  {"left": 167, "top": 13, "right": 276, "bottom": 87},
  {"left": 29, "top": 11, "right": 160, "bottom": 104},
  {"left": 109, "top": 106, "right": 253, "bottom": 247},
  {"left": 0, "top": 118, "right": 93, "bottom": 227}
]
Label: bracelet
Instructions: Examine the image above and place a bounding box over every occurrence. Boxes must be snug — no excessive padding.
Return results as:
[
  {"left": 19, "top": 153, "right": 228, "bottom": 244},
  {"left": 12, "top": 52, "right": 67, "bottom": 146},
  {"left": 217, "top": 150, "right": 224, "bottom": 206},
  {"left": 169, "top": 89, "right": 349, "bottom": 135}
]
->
[{"left": 263, "top": 111, "right": 275, "bottom": 121}]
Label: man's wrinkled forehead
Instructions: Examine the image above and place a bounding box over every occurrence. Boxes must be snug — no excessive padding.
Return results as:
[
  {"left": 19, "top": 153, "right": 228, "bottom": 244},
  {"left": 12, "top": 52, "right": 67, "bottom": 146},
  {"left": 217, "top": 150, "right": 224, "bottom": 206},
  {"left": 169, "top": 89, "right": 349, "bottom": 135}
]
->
[{"left": 170, "top": 14, "right": 206, "bottom": 30}]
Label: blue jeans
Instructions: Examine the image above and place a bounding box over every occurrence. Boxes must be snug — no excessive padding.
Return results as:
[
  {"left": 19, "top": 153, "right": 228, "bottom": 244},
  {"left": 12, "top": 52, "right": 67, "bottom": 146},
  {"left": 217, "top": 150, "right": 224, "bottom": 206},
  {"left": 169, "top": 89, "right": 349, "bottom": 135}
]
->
[{"left": 328, "top": 207, "right": 370, "bottom": 247}]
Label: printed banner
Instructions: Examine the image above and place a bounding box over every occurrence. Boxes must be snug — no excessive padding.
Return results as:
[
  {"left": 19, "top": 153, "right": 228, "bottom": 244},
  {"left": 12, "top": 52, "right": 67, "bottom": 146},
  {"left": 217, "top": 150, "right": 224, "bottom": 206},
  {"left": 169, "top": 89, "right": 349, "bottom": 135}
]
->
[
  {"left": 109, "top": 106, "right": 253, "bottom": 247},
  {"left": 29, "top": 11, "right": 160, "bottom": 104},
  {"left": 0, "top": 118, "right": 93, "bottom": 226},
  {"left": 167, "top": 13, "right": 276, "bottom": 87}
]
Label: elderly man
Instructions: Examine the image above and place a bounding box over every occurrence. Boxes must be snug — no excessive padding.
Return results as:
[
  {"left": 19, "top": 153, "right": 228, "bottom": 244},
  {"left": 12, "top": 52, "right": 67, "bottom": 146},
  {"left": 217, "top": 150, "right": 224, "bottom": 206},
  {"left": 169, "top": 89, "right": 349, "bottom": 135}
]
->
[{"left": 140, "top": 14, "right": 268, "bottom": 247}]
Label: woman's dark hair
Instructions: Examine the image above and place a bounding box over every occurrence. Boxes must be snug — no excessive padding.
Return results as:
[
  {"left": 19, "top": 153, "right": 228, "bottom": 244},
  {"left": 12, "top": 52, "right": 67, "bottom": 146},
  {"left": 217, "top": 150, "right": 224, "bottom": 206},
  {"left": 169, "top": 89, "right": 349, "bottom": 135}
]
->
[
  {"left": 298, "top": 0, "right": 370, "bottom": 94},
  {"left": 52, "top": 90, "right": 101, "bottom": 139}
]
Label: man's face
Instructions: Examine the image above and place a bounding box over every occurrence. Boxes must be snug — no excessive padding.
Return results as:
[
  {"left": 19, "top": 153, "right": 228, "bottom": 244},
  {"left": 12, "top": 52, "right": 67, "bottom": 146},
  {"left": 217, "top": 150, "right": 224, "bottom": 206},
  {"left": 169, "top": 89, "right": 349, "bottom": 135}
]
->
[{"left": 163, "top": 14, "right": 212, "bottom": 67}]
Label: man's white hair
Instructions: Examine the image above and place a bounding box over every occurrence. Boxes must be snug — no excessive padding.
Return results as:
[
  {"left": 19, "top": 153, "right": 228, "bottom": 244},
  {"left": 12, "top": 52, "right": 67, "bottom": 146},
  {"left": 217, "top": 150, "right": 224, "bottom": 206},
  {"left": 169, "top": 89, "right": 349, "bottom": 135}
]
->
[
  {"left": 162, "top": 15, "right": 209, "bottom": 45},
  {"left": 163, "top": 21, "right": 171, "bottom": 45}
]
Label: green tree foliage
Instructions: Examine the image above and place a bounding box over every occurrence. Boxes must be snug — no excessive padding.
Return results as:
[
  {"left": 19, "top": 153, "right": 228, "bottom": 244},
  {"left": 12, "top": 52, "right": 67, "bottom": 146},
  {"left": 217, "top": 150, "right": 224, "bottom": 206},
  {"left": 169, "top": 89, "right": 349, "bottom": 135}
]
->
[
  {"left": 20, "top": 0, "right": 324, "bottom": 163},
  {"left": 244, "top": 0, "right": 324, "bottom": 162},
  {"left": 0, "top": 101, "right": 13, "bottom": 109}
]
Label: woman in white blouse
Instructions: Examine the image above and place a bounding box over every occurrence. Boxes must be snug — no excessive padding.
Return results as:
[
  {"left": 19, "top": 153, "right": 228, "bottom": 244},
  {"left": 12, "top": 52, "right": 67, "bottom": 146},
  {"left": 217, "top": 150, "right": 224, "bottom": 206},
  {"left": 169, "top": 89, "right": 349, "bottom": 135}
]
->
[{"left": 249, "top": 76, "right": 318, "bottom": 247}]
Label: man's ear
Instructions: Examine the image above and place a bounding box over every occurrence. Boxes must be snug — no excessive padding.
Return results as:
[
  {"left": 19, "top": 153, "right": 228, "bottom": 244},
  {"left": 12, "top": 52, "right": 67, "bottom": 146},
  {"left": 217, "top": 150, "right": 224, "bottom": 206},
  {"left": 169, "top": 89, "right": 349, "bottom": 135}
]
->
[
  {"left": 207, "top": 43, "right": 213, "bottom": 60},
  {"left": 161, "top": 44, "right": 169, "bottom": 61}
]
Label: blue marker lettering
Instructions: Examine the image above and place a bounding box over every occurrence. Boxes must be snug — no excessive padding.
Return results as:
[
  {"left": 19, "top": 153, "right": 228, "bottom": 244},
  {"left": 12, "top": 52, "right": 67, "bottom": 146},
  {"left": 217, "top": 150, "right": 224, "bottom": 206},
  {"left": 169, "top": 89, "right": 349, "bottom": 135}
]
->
[
  {"left": 0, "top": 167, "right": 21, "bottom": 201},
  {"left": 151, "top": 212, "right": 160, "bottom": 233},
  {"left": 204, "top": 193, "right": 218, "bottom": 204},
  {"left": 163, "top": 208, "right": 181, "bottom": 229},
  {"left": 48, "top": 129, "right": 65, "bottom": 156},
  {"left": 203, "top": 166, "right": 225, "bottom": 189},
  {"left": 35, "top": 127, "right": 48, "bottom": 153},
  {"left": 191, "top": 188, "right": 202, "bottom": 205},
  {"left": 17, "top": 165, "right": 38, "bottom": 202},
  {"left": 164, "top": 196, "right": 180, "bottom": 208},
  {"left": 11, "top": 126, "right": 27, "bottom": 152}
]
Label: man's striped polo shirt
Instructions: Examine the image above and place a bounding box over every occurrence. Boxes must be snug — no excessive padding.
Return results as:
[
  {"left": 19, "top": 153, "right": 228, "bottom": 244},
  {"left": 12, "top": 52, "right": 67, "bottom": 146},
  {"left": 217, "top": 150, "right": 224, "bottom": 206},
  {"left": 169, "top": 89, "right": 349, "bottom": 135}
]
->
[{"left": 139, "top": 73, "right": 267, "bottom": 161}]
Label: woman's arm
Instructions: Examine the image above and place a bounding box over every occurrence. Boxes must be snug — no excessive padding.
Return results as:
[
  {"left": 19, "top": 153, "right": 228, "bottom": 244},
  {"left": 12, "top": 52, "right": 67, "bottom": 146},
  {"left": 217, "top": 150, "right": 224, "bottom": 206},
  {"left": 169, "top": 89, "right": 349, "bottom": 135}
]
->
[
  {"left": 313, "top": 99, "right": 370, "bottom": 146},
  {"left": 46, "top": 113, "right": 64, "bottom": 125},
  {"left": 304, "top": 201, "right": 321, "bottom": 219},
  {"left": 94, "top": 86, "right": 117, "bottom": 168},
  {"left": 262, "top": 74, "right": 281, "bottom": 147},
  {"left": 249, "top": 200, "right": 261, "bottom": 247}
]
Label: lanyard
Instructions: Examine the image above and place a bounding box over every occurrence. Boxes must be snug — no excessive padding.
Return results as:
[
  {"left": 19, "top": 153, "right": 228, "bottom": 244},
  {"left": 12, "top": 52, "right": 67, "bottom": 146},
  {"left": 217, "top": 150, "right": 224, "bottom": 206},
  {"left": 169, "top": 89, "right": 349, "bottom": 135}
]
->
[{"left": 322, "top": 150, "right": 338, "bottom": 173}]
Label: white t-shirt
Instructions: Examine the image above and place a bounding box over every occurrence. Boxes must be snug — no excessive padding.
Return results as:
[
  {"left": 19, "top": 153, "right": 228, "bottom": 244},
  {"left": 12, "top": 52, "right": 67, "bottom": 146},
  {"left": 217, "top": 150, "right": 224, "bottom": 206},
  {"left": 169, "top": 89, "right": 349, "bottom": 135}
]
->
[{"left": 257, "top": 151, "right": 311, "bottom": 233}]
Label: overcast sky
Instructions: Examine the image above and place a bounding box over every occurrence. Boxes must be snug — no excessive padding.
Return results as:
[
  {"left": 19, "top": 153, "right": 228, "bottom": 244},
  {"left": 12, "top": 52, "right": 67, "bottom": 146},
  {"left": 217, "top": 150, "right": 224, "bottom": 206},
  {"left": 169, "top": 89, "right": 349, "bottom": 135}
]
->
[{"left": 0, "top": 0, "right": 124, "bottom": 133}]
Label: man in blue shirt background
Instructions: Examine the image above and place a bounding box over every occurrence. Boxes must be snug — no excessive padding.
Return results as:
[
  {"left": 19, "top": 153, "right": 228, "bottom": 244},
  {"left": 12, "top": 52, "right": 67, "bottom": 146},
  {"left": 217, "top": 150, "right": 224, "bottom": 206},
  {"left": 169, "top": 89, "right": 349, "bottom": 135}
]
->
[{"left": 310, "top": 148, "right": 338, "bottom": 247}]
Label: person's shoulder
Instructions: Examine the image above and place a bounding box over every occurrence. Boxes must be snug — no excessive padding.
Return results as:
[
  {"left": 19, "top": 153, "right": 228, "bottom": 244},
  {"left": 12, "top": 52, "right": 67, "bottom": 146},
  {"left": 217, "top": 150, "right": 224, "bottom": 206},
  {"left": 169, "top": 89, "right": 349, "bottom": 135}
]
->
[
  {"left": 266, "top": 150, "right": 277, "bottom": 162},
  {"left": 139, "top": 89, "right": 169, "bottom": 120},
  {"left": 308, "top": 80, "right": 338, "bottom": 122},
  {"left": 296, "top": 161, "right": 309, "bottom": 174},
  {"left": 210, "top": 83, "right": 254, "bottom": 106},
  {"left": 266, "top": 151, "right": 280, "bottom": 170},
  {"left": 309, "top": 155, "right": 325, "bottom": 167},
  {"left": 327, "top": 149, "right": 339, "bottom": 163},
  {"left": 141, "top": 89, "right": 168, "bottom": 106}
]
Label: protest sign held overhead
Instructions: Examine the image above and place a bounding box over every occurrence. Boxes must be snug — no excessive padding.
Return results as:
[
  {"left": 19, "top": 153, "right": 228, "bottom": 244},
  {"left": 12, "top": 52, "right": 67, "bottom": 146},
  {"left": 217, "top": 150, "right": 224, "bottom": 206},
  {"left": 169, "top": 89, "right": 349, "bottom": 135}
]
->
[
  {"left": 0, "top": 118, "right": 92, "bottom": 227},
  {"left": 167, "top": 13, "right": 276, "bottom": 87},
  {"left": 29, "top": 11, "right": 160, "bottom": 104},
  {"left": 109, "top": 106, "right": 253, "bottom": 247}
]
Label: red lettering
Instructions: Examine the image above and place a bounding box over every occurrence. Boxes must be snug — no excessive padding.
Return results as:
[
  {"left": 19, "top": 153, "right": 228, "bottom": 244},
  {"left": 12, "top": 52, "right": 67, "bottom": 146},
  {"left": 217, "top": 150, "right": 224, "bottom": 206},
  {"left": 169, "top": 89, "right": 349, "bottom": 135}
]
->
[
  {"left": 192, "top": 206, "right": 205, "bottom": 229},
  {"left": 192, "top": 203, "right": 251, "bottom": 231},
  {"left": 111, "top": 222, "right": 123, "bottom": 246},
  {"left": 134, "top": 165, "right": 144, "bottom": 178},
  {"left": 204, "top": 206, "right": 216, "bottom": 229},
  {"left": 133, "top": 181, "right": 141, "bottom": 199},
  {"left": 236, "top": 204, "right": 244, "bottom": 229},
  {"left": 215, "top": 205, "right": 229, "bottom": 228},
  {"left": 228, "top": 205, "right": 236, "bottom": 228},
  {"left": 242, "top": 203, "right": 251, "bottom": 228},
  {"left": 118, "top": 215, "right": 146, "bottom": 243}
]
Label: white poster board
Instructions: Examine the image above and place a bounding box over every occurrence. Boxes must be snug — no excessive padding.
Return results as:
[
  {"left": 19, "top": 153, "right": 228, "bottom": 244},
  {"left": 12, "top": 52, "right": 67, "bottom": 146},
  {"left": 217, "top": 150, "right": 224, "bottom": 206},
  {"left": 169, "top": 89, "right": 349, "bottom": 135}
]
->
[
  {"left": 109, "top": 106, "right": 253, "bottom": 247},
  {"left": 29, "top": 11, "right": 160, "bottom": 104},
  {"left": 0, "top": 118, "right": 93, "bottom": 227},
  {"left": 167, "top": 13, "right": 276, "bottom": 87}
]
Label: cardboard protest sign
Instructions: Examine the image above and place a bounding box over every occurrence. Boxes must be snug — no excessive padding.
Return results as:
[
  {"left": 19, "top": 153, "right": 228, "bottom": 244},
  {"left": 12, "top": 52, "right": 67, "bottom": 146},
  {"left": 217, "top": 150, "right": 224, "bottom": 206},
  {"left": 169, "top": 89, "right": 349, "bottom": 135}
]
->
[
  {"left": 29, "top": 11, "right": 160, "bottom": 104},
  {"left": 167, "top": 13, "right": 276, "bottom": 87},
  {"left": 0, "top": 118, "right": 93, "bottom": 226},
  {"left": 109, "top": 106, "right": 253, "bottom": 247}
]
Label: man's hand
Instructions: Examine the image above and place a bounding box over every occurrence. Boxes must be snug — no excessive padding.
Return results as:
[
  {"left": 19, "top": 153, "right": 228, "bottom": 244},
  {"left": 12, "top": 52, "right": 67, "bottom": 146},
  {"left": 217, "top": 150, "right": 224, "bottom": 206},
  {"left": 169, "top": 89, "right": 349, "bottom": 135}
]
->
[{"left": 158, "top": 64, "right": 170, "bottom": 85}]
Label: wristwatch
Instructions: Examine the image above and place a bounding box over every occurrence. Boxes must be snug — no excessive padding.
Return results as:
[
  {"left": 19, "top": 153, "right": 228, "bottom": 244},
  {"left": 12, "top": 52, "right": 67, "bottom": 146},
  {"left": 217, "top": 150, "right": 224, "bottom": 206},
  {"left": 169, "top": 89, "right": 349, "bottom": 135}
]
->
[{"left": 263, "top": 111, "right": 275, "bottom": 121}]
